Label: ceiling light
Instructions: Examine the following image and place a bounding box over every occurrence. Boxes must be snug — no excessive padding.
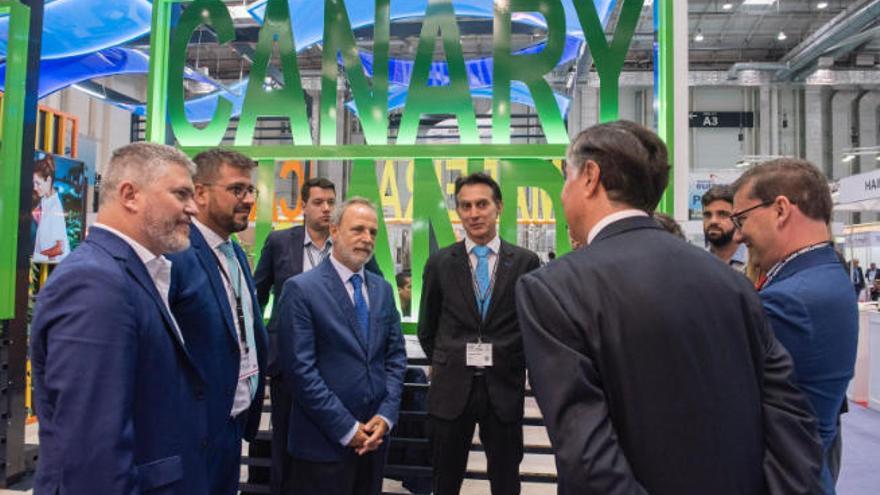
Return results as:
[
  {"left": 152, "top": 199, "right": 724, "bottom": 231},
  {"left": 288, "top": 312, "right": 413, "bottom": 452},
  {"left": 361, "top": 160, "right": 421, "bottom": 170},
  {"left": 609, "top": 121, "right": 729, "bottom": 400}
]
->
[
  {"left": 777, "top": 31, "right": 787, "bottom": 41},
  {"left": 722, "top": 3, "right": 734, "bottom": 10},
  {"left": 694, "top": 29, "right": 704, "bottom": 42},
  {"left": 842, "top": 154, "right": 856, "bottom": 163},
  {"left": 817, "top": 2, "right": 829, "bottom": 9},
  {"left": 743, "top": 0, "right": 776, "bottom": 5}
]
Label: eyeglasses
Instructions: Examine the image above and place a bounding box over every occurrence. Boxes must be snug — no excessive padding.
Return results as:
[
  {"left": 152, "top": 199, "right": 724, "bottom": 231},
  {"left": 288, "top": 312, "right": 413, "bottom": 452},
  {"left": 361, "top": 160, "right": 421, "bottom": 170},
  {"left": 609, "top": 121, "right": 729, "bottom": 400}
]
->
[
  {"left": 730, "top": 201, "right": 773, "bottom": 230},
  {"left": 205, "top": 183, "right": 258, "bottom": 200}
]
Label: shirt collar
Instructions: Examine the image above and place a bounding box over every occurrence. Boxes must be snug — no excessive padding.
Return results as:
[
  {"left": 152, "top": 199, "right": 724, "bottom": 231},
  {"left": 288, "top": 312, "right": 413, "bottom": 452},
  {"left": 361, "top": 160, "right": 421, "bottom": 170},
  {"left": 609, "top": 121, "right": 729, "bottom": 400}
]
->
[
  {"left": 329, "top": 252, "right": 366, "bottom": 284},
  {"left": 464, "top": 234, "right": 501, "bottom": 254},
  {"left": 192, "top": 217, "right": 227, "bottom": 250},
  {"left": 91, "top": 222, "right": 158, "bottom": 265},
  {"left": 586, "top": 209, "right": 650, "bottom": 245},
  {"left": 304, "top": 228, "right": 331, "bottom": 249},
  {"left": 730, "top": 243, "right": 748, "bottom": 266}
]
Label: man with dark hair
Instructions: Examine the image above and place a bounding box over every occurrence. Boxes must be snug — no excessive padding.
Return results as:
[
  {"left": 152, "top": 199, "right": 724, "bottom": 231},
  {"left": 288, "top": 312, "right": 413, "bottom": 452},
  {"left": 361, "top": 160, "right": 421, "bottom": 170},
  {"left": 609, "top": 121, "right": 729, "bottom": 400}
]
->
[
  {"left": 732, "top": 158, "right": 857, "bottom": 494},
  {"left": 168, "top": 149, "right": 269, "bottom": 495},
  {"left": 396, "top": 270, "right": 412, "bottom": 317},
  {"left": 31, "top": 143, "right": 209, "bottom": 494},
  {"left": 418, "top": 172, "right": 540, "bottom": 495},
  {"left": 517, "top": 121, "right": 823, "bottom": 494},
  {"left": 701, "top": 184, "right": 747, "bottom": 271}
]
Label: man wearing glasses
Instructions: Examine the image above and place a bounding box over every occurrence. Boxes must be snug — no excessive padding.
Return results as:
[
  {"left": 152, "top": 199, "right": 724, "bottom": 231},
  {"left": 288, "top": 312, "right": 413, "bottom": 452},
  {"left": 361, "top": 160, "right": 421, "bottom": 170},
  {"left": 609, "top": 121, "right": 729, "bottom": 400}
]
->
[
  {"left": 168, "top": 149, "right": 269, "bottom": 495},
  {"left": 701, "top": 184, "right": 747, "bottom": 271},
  {"left": 732, "top": 158, "right": 857, "bottom": 495}
]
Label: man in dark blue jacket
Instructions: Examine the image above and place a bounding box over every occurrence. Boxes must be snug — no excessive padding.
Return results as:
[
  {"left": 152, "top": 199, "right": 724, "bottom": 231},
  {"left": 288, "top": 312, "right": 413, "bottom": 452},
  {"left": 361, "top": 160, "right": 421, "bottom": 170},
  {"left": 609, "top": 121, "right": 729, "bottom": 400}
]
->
[
  {"left": 277, "top": 198, "right": 407, "bottom": 495},
  {"left": 169, "top": 149, "right": 268, "bottom": 495},
  {"left": 733, "top": 158, "right": 858, "bottom": 495},
  {"left": 31, "top": 142, "right": 209, "bottom": 494}
]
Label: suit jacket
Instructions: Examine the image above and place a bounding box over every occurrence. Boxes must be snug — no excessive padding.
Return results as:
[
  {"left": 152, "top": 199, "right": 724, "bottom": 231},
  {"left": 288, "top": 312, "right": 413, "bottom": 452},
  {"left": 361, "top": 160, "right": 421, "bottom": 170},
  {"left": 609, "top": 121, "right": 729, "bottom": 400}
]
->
[
  {"left": 851, "top": 265, "right": 865, "bottom": 291},
  {"left": 30, "top": 227, "right": 210, "bottom": 495},
  {"left": 516, "top": 216, "right": 823, "bottom": 495},
  {"left": 865, "top": 268, "right": 878, "bottom": 281},
  {"left": 277, "top": 258, "right": 407, "bottom": 462},
  {"left": 168, "top": 226, "right": 269, "bottom": 443},
  {"left": 254, "top": 225, "right": 382, "bottom": 375},
  {"left": 760, "top": 245, "right": 858, "bottom": 494},
  {"left": 418, "top": 239, "right": 540, "bottom": 422}
]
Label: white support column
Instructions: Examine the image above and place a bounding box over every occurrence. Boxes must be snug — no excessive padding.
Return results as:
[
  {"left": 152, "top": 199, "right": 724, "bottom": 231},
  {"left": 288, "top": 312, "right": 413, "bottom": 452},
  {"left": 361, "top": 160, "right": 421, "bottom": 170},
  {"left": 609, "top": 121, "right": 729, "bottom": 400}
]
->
[{"left": 673, "top": 0, "right": 690, "bottom": 222}]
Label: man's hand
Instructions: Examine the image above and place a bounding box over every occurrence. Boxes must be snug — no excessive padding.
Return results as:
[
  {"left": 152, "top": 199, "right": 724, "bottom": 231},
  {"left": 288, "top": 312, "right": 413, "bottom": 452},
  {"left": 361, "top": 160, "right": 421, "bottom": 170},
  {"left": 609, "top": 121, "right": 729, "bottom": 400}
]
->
[
  {"left": 357, "top": 416, "right": 389, "bottom": 455},
  {"left": 347, "top": 422, "right": 369, "bottom": 450}
]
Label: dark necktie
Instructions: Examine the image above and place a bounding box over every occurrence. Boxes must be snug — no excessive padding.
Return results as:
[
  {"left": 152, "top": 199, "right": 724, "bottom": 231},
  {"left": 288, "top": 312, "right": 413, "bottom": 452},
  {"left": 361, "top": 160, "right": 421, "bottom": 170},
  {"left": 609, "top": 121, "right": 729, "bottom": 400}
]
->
[{"left": 349, "top": 274, "right": 369, "bottom": 341}]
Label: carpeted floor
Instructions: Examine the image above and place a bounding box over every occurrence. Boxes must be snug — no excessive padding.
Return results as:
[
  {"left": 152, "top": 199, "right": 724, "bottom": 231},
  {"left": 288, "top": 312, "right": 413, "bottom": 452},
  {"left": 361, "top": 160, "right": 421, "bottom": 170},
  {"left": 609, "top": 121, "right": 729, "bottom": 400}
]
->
[{"left": 837, "top": 402, "right": 880, "bottom": 494}]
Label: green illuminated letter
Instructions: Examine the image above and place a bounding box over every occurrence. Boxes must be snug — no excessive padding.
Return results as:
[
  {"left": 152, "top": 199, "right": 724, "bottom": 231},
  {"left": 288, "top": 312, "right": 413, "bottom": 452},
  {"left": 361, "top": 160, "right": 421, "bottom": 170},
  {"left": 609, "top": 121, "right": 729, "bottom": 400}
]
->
[
  {"left": 492, "top": 0, "right": 568, "bottom": 144},
  {"left": 574, "top": 0, "right": 644, "bottom": 122},
  {"left": 235, "top": 0, "right": 312, "bottom": 146},
  {"left": 169, "top": 0, "right": 233, "bottom": 147},
  {"left": 498, "top": 159, "right": 569, "bottom": 253},
  {"left": 320, "top": 0, "right": 389, "bottom": 145},
  {"left": 397, "top": 0, "right": 479, "bottom": 145}
]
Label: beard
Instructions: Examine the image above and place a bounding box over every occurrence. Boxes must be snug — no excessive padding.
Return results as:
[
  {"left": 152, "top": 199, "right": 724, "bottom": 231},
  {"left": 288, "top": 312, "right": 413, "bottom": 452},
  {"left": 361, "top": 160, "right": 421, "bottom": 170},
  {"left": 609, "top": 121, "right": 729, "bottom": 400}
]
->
[
  {"left": 144, "top": 209, "right": 191, "bottom": 253},
  {"left": 705, "top": 226, "right": 735, "bottom": 248}
]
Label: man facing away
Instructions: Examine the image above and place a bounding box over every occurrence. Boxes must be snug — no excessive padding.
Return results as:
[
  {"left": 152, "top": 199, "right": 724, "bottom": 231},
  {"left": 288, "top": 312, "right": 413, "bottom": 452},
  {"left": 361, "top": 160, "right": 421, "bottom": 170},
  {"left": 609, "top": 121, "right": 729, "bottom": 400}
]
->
[
  {"left": 30, "top": 142, "right": 209, "bottom": 494},
  {"left": 418, "top": 173, "right": 541, "bottom": 495},
  {"left": 701, "top": 184, "right": 747, "bottom": 271},
  {"left": 732, "top": 158, "right": 858, "bottom": 494},
  {"left": 516, "top": 121, "right": 824, "bottom": 495},
  {"left": 277, "top": 198, "right": 407, "bottom": 495},
  {"left": 167, "top": 149, "right": 269, "bottom": 495}
]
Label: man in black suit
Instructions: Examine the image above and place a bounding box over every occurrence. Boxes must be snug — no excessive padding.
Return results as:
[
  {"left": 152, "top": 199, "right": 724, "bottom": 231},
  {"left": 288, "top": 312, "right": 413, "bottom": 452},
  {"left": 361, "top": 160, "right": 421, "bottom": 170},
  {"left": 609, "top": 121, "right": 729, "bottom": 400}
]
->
[
  {"left": 516, "top": 121, "right": 824, "bottom": 494},
  {"left": 418, "top": 173, "right": 540, "bottom": 495},
  {"left": 253, "top": 177, "right": 336, "bottom": 494},
  {"left": 851, "top": 259, "right": 866, "bottom": 297}
]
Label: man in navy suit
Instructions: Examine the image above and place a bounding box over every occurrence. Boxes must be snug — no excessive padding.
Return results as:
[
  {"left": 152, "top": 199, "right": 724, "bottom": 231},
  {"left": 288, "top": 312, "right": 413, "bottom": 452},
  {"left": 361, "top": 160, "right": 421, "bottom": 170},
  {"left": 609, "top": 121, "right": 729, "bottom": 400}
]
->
[
  {"left": 277, "top": 198, "right": 407, "bottom": 495},
  {"left": 30, "top": 142, "right": 209, "bottom": 494},
  {"left": 168, "top": 149, "right": 269, "bottom": 495},
  {"left": 732, "top": 158, "right": 858, "bottom": 494}
]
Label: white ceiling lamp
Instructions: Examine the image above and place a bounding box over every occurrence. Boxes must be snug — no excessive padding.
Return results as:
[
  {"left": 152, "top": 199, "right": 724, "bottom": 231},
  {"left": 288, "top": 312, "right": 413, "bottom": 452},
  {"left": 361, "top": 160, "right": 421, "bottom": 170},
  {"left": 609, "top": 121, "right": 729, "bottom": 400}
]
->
[
  {"left": 722, "top": 3, "right": 734, "bottom": 10},
  {"left": 817, "top": 2, "right": 829, "bottom": 9},
  {"left": 777, "top": 31, "right": 788, "bottom": 41},
  {"left": 694, "top": 29, "right": 704, "bottom": 42},
  {"left": 743, "top": 0, "right": 776, "bottom": 5}
]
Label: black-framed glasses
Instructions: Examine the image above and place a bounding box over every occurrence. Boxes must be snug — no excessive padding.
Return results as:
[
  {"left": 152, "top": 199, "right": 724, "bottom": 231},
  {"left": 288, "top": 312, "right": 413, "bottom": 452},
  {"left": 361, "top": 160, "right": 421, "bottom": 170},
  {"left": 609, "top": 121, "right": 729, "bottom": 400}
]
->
[
  {"left": 730, "top": 201, "right": 773, "bottom": 230},
  {"left": 205, "top": 183, "right": 258, "bottom": 200}
]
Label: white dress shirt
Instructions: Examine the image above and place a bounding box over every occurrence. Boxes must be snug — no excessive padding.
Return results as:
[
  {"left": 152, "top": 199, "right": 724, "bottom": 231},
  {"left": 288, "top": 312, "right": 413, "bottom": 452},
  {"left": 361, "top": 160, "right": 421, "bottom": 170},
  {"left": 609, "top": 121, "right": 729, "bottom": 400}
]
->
[
  {"left": 303, "top": 229, "right": 332, "bottom": 272},
  {"left": 464, "top": 234, "right": 501, "bottom": 277},
  {"left": 327, "top": 253, "right": 392, "bottom": 445},
  {"left": 586, "top": 209, "right": 650, "bottom": 245},
  {"left": 90, "top": 223, "right": 184, "bottom": 343},
  {"left": 193, "top": 219, "right": 257, "bottom": 417}
]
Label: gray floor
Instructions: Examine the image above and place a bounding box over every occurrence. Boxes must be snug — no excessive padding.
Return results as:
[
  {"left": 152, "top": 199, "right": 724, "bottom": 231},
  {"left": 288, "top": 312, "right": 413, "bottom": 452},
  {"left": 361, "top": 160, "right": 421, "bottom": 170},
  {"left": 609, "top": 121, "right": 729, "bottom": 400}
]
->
[{"left": 5, "top": 402, "right": 879, "bottom": 494}]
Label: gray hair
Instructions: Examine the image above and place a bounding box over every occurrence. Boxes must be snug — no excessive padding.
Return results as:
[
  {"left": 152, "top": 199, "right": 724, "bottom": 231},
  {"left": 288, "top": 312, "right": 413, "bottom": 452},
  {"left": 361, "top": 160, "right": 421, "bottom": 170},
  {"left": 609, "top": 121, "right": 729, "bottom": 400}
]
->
[
  {"left": 100, "top": 142, "right": 195, "bottom": 205},
  {"left": 330, "top": 197, "right": 377, "bottom": 226}
]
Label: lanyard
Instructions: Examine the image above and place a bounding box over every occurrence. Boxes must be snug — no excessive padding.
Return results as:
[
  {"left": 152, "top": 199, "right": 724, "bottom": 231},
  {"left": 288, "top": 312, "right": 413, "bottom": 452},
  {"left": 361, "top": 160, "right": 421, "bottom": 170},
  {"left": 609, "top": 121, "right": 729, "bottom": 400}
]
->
[
  {"left": 761, "top": 241, "right": 831, "bottom": 289},
  {"left": 305, "top": 241, "right": 331, "bottom": 271},
  {"left": 209, "top": 248, "right": 250, "bottom": 354}
]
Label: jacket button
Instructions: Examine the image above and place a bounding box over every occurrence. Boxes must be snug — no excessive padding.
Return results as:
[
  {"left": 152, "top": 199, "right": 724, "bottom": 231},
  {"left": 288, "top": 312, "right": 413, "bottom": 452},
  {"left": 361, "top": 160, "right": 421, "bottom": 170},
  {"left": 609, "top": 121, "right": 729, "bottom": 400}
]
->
[{"left": 363, "top": 396, "right": 369, "bottom": 404}]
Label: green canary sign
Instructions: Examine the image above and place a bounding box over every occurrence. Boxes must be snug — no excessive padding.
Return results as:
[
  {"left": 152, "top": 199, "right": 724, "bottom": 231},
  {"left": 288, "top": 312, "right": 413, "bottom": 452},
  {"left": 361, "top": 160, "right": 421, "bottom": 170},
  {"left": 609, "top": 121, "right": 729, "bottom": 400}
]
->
[{"left": 146, "top": 0, "right": 673, "bottom": 322}]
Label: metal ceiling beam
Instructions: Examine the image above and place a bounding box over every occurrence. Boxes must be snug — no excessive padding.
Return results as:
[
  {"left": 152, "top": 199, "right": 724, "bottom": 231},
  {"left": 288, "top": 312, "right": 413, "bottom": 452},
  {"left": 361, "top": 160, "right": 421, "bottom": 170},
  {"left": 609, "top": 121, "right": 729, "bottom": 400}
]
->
[{"left": 776, "top": 0, "right": 880, "bottom": 81}]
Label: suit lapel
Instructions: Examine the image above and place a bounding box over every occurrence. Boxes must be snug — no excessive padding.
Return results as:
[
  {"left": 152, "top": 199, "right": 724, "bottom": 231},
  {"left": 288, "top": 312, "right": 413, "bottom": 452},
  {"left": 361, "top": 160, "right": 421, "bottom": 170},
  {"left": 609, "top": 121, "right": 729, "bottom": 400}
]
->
[
  {"left": 90, "top": 228, "right": 200, "bottom": 376},
  {"left": 321, "top": 260, "right": 369, "bottom": 353},
  {"left": 483, "top": 241, "right": 514, "bottom": 324},
  {"left": 451, "top": 242, "right": 482, "bottom": 324},
  {"left": 191, "top": 228, "right": 238, "bottom": 346},
  {"left": 366, "top": 274, "right": 384, "bottom": 357},
  {"left": 288, "top": 226, "right": 305, "bottom": 276}
]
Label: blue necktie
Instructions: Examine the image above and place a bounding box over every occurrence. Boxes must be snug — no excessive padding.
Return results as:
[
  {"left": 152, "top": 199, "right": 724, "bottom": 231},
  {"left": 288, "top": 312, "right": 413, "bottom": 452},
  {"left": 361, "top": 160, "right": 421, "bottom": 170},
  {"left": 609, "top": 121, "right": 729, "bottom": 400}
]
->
[
  {"left": 218, "top": 241, "right": 258, "bottom": 398},
  {"left": 350, "top": 274, "right": 369, "bottom": 341},
  {"left": 473, "top": 245, "right": 491, "bottom": 318}
]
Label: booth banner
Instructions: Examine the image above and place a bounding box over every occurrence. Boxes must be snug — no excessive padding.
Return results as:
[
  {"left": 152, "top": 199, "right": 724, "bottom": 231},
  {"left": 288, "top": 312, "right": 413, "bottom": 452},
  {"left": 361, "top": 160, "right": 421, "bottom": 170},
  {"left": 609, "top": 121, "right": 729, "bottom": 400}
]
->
[
  {"left": 688, "top": 169, "right": 743, "bottom": 220},
  {"left": 838, "top": 168, "right": 880, "bottom": 205}
]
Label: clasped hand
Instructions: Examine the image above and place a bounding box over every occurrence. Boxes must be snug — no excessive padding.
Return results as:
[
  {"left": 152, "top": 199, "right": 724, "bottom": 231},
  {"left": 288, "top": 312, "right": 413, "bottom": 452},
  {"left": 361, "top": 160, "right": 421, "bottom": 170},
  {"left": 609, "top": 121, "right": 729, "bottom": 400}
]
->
[{"left": 346, "top": 415, "right": 388, "bottom": 455}]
